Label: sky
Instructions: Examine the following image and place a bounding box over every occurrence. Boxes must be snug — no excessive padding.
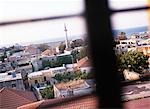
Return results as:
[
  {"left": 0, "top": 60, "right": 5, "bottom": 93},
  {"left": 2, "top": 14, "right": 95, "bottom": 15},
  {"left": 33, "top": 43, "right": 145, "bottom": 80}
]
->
[
  {"left": 0, "top": 0, "right": 86, "bottom": 47},
  {"left": 0, "top": 0, "right": 149, "bottom": 47},
  {"left": 109, "top": 0, "right": 148, "bottom": 10},
  {"left": 110, "top": 0, "right": 149, "bottom": 30}
]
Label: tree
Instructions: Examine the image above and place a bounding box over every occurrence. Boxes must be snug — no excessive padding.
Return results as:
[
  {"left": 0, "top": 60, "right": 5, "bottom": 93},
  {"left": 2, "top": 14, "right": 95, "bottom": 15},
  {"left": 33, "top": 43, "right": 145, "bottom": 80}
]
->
[
  {"left": 59, "top": 42, "right": 66, "bottom": 53},
  {"left": 112, "top": 40, "right": 120, "bottom": 47},
  {"left": 117, "top": 51, "right": 149, "bottom": 74},
  {"left": 118, "top": 32, "right": 127, "bottom": 40},
  {"left": 70, "top": 39, "right": 84, "bottom": 49},
  {"left": 0, "top": 50, "right": 7, "bottom": 62},
  {"left": 40, "top": 86, "right": 54, "bottom": 99},
  {"left": 53, "top": 70, "right": 93, "bottom": 83},
  {"left": 78, "top": 47, "right": 88, "bottom": 59},
  {"left": 42, "top": 60, "right": 51, "bottom": 68},
  {"left": 57, "top": 55, "right": 72, "bottom": 65},
  {"left": 71, "top": 50, "right": 79, "bottom": 62},
  {"left": 42, "top": 59, "right": 61, "bottom": 69},
  {"left": 38, "top": 44, "right": 49, "bottom": 52}
]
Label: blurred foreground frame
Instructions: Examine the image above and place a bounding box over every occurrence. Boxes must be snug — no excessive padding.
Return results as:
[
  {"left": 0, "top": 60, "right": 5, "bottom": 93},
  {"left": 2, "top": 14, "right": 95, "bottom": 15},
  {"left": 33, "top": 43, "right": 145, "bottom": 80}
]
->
[
  {"left": 1, "top": 0, "right": 150, "bottom": 109},
  {"left": 85, "top": 0, "right": 123, "bottom": 108}
]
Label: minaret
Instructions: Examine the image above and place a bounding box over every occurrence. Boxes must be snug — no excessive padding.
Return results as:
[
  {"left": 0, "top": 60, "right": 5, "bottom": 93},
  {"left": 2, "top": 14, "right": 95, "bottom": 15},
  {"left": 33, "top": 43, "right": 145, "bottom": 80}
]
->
[{"left": 64, "top": 23, "right": 69, "bottom": 49}]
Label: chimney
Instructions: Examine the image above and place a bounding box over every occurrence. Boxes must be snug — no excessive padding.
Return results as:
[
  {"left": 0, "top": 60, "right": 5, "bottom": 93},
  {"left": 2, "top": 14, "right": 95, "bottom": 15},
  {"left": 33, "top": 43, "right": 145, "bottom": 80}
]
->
[
  {"left": 67, "top": 86, "right": 74, "bottom": 97},
  {"left": 63, "top": 64, "right": 65, "bottom": 67},
  {"left": 12, "top": 72, "right": 16, "bottom": 78},
  {"left": 76, "top": 59, "right": 79, "bottom": 63}
]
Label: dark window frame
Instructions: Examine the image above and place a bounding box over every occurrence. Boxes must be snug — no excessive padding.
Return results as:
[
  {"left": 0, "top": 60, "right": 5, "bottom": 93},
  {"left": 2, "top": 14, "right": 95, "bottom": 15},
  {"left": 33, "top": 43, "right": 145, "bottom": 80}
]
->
[{"left": 0, "top": 0, "right": 150, "bottom": 108}]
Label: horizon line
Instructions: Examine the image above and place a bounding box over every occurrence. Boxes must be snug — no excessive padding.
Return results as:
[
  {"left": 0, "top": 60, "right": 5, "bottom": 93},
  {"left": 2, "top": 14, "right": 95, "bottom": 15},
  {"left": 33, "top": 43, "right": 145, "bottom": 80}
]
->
[{"left": 0, "top": 34, "right": 86, "bottom": 48}]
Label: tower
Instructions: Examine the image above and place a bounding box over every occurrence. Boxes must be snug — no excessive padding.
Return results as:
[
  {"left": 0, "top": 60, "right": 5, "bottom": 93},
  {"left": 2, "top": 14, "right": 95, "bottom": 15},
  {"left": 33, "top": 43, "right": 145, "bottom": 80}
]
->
[{"left": 64, "top": 23, "right": 69, "bottom": 49}]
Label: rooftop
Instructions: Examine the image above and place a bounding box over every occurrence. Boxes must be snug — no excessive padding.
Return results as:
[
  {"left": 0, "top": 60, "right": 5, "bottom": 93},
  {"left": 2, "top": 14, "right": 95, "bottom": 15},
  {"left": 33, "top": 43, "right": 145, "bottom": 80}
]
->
[
  {"left": 57, "top": 52, "right": 71, "bottom": 57},
  {"left": 6, "top": 92, "right": 150, "bottom": 109},
  {"left": 28, "top": 69, "right": 51, "bottom": 78},
  {"left": 17, "top": 94, "right": 98, "bottom": 109},
  {"left": 137, "top": 45, "right": 150, "bottom": 48},
  {"left": 50, "top": 66, "right": 66, "bottom": 71},
  {"left": 77, "top": 56, "right": 92, "bottom": 68},
  {"left": 0, "top": 72, "right": 22, "bottom": 82},
  {"left": 41, "top": 49, "right": 56, "bottom": 56},
  {"left": 0, "top": 88, "right": 37, "bottom": 109},
  {"left": 28, "top": 66, "right": 66, "bottom": 78},
  {"left": 55, "top": 80, "right": 89, "bottom": 90}
]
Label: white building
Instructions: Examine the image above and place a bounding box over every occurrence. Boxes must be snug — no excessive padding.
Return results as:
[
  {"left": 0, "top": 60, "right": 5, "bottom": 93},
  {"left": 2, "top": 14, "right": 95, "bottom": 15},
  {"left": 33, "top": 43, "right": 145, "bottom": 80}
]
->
[
  {"left": 28, "top": 66, "right": 66, "bottom": 87},
  {"left": 50, "top": 66, "right": 66, "bottom": 76},
  {"left": 0, "top": 71, "right": 25, "bottom": 90},
  {"left": 76, "top": 57, "right": 92, "bottom": 73},
  {"left": 65, "top": 63, "right": 77, "bottom": 72},
  {"left": 53, "top": 79, "right": 95, "bottom": 98},
  {"left": 119, "top": 39, "right": 137, "bottom": 47}
]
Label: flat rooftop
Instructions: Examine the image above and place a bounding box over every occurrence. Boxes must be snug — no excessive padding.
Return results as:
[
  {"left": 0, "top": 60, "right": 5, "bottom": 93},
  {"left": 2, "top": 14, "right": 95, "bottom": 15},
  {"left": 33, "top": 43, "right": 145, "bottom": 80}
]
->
[{"left": 0, "top": 72, "right": 22, "bottom": 82}]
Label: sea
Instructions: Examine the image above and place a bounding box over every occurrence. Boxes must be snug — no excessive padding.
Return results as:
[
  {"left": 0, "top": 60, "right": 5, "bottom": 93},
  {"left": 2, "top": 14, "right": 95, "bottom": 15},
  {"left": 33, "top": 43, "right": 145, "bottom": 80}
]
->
[{"left": 112, "top": 26, "right": 148, "bottom": 38}]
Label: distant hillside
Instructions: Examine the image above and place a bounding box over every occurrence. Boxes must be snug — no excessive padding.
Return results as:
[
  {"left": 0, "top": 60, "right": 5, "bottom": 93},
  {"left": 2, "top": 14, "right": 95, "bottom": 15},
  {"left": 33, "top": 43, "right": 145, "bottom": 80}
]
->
[
  {"left": 0, "top": 34, "right": 87, "bottom": 48},
  {"left": 112, "top": 26, "right": 148, "bottom": 37},
  {"left": 21, "top": 34, "right": 86, "bottom": 48}
]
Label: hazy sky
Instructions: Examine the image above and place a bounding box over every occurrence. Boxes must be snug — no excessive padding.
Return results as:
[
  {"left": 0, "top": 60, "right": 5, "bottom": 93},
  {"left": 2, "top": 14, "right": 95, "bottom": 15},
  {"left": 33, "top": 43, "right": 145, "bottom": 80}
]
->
[
  {"left": 109, "top": 0, "right": 148, "bottom": 10},
  {"left": 111, "top": 10, "right": 149, "bottom": 30},
  {"left": 0, "top": 0, "right": 149, "bottom": 47},
  {"left": 110, "top": 0, "right": 149, "bottom": 30},
  {"left": 0, "top": 0, "right": 85, "bottom": 47}
]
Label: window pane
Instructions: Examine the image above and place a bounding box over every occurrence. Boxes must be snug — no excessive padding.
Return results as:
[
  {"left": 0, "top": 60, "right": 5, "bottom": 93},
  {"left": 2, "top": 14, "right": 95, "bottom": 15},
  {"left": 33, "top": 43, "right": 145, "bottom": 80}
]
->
[
  {"left": 0, "top": 17, "right": 86, "bottom": 47},
  {"left": 111, "top": 10, "right": 149, "bottom": 36},
  {"left": 0, "top": 1, "right": 97, "bottom": 108},
  {"left": 111, "top": 10, "right": 150, "bottom": 105},
  {"left": 109, "top": 0, "right": 149, "bottom": 10},
  {"left": 0, "top": 0, "right": 84, "bottom": 22}
]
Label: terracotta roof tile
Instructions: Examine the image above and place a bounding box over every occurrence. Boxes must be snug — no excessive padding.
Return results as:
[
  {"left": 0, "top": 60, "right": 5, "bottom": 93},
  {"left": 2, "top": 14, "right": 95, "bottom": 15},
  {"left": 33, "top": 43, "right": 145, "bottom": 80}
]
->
[
  {"left": 124, "top": 97, "right": 150, "bottom": 109},
  {"left": 77, "top": 57, "right": 92, "bottom": 68},
  {"left": 55, "top": 80, "right": 87, "bottom": 90},
  {"left": 17, "top": 93, "right": 150, "bottom": 109},
  {"left": 17, "top": 100, "right": 44, "bottom": 109},
  {"left": 24, "top": 45, "right": 39, "bottom": 54},
  {"left": 0, "top": 88, "right": 37, "bottom": 109},
  {"left": 41, "top": 49, "right": 56, "bottom": 56},
  {"left": 17, "top": 94, "right": 99, "bottom": 109}
]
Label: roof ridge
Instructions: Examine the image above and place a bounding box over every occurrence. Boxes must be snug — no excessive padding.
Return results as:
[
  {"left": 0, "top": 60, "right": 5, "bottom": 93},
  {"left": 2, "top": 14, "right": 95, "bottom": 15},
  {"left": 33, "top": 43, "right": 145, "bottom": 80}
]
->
[
  {"left": 17, "top": 100, "right": 45, "bottom": 109},
  {"left": 0, "top": 87, "right": 5, "bottom": 93}
]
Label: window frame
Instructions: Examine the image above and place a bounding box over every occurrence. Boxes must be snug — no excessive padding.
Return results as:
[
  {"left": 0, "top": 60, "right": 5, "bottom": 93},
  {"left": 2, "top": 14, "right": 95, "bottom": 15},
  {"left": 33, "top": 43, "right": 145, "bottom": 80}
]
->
[{"left": 0, "top": 0, "right": 150, "bottom": 108}]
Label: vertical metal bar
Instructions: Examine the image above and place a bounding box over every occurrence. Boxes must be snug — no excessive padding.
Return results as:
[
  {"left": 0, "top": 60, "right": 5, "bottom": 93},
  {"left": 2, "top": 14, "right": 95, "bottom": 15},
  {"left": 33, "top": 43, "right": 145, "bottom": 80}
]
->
[
  {"left": 84, "top": 0, "right": 123, "bottom": 108},
  {"left": 147, "top": 0, "right": 150, "bottom": 31}
]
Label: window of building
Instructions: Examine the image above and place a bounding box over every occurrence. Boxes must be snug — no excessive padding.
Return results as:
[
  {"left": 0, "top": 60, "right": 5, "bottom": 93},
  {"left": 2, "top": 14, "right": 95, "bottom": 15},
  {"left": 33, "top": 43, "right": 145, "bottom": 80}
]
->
[
  {"left": 12, "top": 83, "right": 16, "bottom": 88},
  {"left": 35, "top": 80, "right": 38, "bottom": 84},
  {"left": 44, "top": 76, "right": 47, "bottom": 81}
]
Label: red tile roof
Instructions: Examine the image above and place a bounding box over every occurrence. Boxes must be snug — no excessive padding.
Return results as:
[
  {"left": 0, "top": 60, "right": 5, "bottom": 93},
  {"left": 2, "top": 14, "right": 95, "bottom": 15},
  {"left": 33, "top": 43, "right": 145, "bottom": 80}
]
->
[
  {"left": 124, "top": 97, "right": 150, "bottom": 109},
  {"left": 41, "top": 49, "right": 56, "bottom": 56},
  {"left": 24, "top": 45, "right": 39, "bottom": 54},
  {"left": 77, "top": 57, "right": 92, "bottom": 68},
  {"left": 17, "top": 93, "right": 150, "bottom": 109},
  {"left": 17, "top": 100, "right": 44, "bottom": 109},
  {"left": 55, "top": 80, "right": 87, "bottom": 90},
  {"left": 17, "top": 94, "right": 99, "bottom": 109},
  {"left": 0, "top": 88, "right": 37, "bottom": 109}
]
